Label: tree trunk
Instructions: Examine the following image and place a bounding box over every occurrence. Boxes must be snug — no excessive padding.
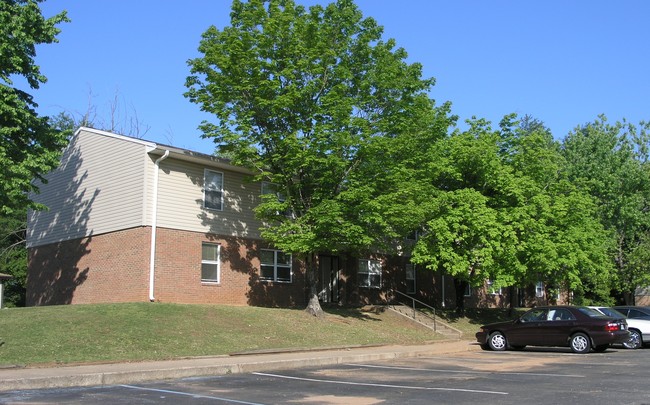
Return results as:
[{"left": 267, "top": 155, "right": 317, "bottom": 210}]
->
[
  {"left": 305, "top": 253, "right": 324, "bottom": 317},
  {"left": 507, "top": 286, "right": 517, "bottom": 317}
]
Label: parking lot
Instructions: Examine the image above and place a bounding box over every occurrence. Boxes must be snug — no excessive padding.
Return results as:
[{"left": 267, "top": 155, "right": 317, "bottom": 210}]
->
[{"left": 2, "top": 347, "right": 649, "bottom": 404}]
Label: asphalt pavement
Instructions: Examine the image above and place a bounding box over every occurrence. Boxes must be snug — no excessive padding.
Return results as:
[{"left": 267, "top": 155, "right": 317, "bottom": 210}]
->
[{"left": 0, "top": 340, "right": 478, "bottom": 392}]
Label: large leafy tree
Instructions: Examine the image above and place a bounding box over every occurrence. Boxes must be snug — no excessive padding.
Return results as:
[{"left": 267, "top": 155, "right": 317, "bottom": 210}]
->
[
  {"left": 0, "top": 0, "right": 70, "bottom": 215},
  {"left": 185, "top": 0, "right": 443, "bottom": 314},
  {"left": 562, "top": 116, "right": 650, "bottom": 304},
  {"left": 408, "top": 119, "right": 522, "bottom": 312},
  {"left": 0, "top": 209, "right": 27, "bottom": 307},
  {"left": 499, "top": 115, "right": 614, "bottom": 305}
]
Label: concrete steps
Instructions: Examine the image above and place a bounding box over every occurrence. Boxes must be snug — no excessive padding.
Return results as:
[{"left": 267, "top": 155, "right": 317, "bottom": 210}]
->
[{"left": 389, "top": 304, "right": 463, "bottom": 340}]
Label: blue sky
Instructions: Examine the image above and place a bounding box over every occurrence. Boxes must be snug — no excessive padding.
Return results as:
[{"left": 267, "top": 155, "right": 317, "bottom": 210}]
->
[{"left": 33, "top": 0, "right": 650, "bottom": 154}]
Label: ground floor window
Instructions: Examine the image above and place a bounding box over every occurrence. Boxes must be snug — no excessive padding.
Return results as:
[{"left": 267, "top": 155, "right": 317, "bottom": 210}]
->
[
  {"left": 406, "top": 264, "right": 416, "bottom": 294},
  {"left": 359, "top": 259, "right": 381, "bottom": 288},
  {"left": 201, "top": 243, "right": 221, "bottom": 283},
  {"left": 536, "top": 281, "right": 545, "bottom": 298},
  {"left": 260, "top": 249, "right": 292, "bottom": 282}
]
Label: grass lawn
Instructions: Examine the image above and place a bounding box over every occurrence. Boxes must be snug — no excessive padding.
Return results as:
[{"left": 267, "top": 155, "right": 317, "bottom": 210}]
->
[{"left": 0, "top": 303, "right": 522, "bottom": 367}]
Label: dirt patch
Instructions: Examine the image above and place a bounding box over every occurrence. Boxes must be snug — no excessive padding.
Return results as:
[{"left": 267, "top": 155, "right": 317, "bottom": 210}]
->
[{"left": 289, "top": 395, "right": 383, "bottom": 404}]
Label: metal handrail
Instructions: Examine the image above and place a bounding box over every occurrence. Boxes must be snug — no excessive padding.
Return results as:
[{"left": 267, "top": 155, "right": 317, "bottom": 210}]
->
[{"left": 389, "top": 290, "right": 438, "bottom": 332}]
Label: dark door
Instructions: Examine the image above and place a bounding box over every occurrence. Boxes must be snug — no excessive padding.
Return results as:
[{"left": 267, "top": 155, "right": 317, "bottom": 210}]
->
[{"left": 318, "top": 255, "right": 340, "bottom": 303}]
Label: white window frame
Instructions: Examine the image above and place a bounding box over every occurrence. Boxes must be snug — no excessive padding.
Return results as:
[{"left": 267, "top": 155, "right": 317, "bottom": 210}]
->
[
  {"left": 535, "top": 281, "right": 545, "bottom": 298},
  {"left": 203, "top": 169, "right": 224, "bottom": 211},
  {"left": 358, "top": 259, "right": 382, "bottom": 289},
  {"left": 201, "top": 243, "right": 221, "bottom": 283},
  {"left": 487, "top": 279, "right": 502, "bottom": 295},
  {"left": 260, "top": 249, "right": 292, "bottom": 283}
]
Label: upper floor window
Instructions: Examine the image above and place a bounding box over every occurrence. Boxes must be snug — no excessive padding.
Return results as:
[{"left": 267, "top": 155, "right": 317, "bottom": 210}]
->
[
  {"left": 261, "top": 181, "right": 285, "bottom": 202},
  {"left": 201, "top": 243, "right": 221, "bottom": 283},
  {"left": 261, "top": 181, "right": 290, "bottom": 217},
  {"left": 406, "top": 230, "right": 418, "bottom": 241},
  {"left": 204, "top": 169, "right": 223, "bottom": 211},
  {"left": 359, "top": 259, "right": 381, "bottom": 289},
  {"left": 260, "top": 249, "right": 292, "bottom": 282},
  {"left": 487, "top": 279, "right": 502, "bottom": 295}
]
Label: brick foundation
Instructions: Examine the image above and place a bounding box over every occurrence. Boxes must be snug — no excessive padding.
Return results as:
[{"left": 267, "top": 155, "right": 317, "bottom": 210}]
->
[{"left": 27, "top": 227, "right": 308, "bottom": 307}]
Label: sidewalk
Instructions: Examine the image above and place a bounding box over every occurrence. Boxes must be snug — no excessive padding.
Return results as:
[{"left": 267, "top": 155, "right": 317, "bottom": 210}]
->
[{"left": 0, "top": 340, "right": 478, "bottom": 392}]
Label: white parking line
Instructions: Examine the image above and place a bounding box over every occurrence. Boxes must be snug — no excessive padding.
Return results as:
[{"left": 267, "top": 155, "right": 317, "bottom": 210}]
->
[
  {"left": 120, "top": 385, "right": 264, "bottom": 404},
  {"left": 348, "top": 363, "right": 585, "bottom": 378},
  {"left": 252, "top": 372, "right": 508, "bottom": 395}
]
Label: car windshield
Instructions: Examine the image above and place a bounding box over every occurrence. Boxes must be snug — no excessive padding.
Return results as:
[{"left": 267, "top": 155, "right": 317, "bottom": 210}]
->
[{"left": 578, "top": 307, "right": 609, "bottom": 318}]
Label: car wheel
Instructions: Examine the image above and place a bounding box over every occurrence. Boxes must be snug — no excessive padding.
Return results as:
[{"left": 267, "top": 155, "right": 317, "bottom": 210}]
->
[
  {"left": 570, "top": 332, "right": 591, "bottom": 354},
  {"left": 488, "top": 331, "right": 507, "bottom": 351},
  {"left": 623, "top": 329, "right": 642, "bottom": 349},
  {"left": 480, "top": 343, "right": 490, "bottom": 351}
]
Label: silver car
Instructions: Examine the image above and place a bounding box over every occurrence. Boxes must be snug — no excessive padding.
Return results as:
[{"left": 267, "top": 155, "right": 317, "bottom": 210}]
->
[{"left": 590, "top": 306, "right": 650, "bottom": 349}]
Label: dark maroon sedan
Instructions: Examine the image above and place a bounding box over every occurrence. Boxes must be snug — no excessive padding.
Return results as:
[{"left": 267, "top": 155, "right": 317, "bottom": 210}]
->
[{"left": 475, "top": 306, "right": 630, "bottom": 353}]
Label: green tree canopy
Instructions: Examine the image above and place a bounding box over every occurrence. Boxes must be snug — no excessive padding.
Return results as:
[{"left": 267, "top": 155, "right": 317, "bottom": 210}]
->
[
  {"left": 562, "top": 116, "right": 650, "bottom": 303},
  {"left": 185, "top": 0, "right": 448, "bottom": 314},
  {"left": 0, "top": 0, "right": 70, "bottom": 214}
]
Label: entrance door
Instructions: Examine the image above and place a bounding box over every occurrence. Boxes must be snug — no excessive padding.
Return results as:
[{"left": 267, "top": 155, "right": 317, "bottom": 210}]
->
[{"left": 318, "top": 255, "right": 340, "bottom": 303}]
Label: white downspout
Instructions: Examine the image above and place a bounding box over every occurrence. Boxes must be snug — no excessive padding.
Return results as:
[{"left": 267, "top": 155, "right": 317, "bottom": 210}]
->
[
  {"left": 441, "top": 274, "right": 446, "bottom": 308},
  {"left": 149, "top": 150, "right": 170, "bottom": 302}
]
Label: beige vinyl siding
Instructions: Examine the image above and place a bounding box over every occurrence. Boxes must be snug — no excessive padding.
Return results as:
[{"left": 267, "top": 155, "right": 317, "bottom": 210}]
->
[
  {"left": 155, "top": 158, "right": 263, "bottom": 238},
  {"left": 27, "top": 129, "right": 150, "bottom": 247}
]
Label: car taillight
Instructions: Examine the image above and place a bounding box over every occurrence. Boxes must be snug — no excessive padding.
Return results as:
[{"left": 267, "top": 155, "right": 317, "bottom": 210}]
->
[{"left": 605, "top": 322, "right": 620, "bottom": 332}]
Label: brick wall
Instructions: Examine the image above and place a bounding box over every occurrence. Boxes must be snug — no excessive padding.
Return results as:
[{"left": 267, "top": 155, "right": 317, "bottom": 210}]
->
[
  {"left": 27, "top": 227, "right": 151, "bottom": 305},
  {"left": 27, "top": 227, "right": 308, "bottom": 307}
]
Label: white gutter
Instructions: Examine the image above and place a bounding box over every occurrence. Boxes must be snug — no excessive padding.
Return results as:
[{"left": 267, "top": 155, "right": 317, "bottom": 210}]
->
[{"left": 149, "top": 149, "right": 170, "bottom": 301}]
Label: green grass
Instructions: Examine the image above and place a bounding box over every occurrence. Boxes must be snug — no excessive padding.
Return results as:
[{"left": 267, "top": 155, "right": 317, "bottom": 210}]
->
[
  {"left": 0, "top": 303, "right": 524, "bottom": 367},
  {"left": 0, "top": 303, "right": 462, "bottom": 367}
]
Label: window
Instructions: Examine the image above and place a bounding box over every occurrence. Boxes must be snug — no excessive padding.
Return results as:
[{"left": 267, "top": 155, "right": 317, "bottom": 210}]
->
[
  {"left": 204, "top": 170, "right": 223, "bottom": 210},
  {"left": 261, "top": 181, "right": 289, "bottom": 216},
  {"left": 628, "top": 309, "right": 647, "bottom": 319},
  {"left": 547, "top": 309, "right": 575, "bottom": 321},
  {"left": 201, "top": 243, "right": 221, "bottom": 283},
  {"left": 260, "top": 249, "right": 292, "bottom": 282},
  {"left": 261, "top": 181, "right": 285, "bottom": 201},
  {"left": 406, "top": 264, "right": 416, "bottom": 294},
  {"left": 487, "top": 279, "right": 501, "bottom": 295},
  {"left": 535, "top": 281, "right": 545, "bottom": 298},
  {"left": 358, "top": 259, "right": 381, "bottom": 288},
  {"left": 521, "top": 308, "right": 546, "bottom": 322},
  {"left": 464, "top": 284, "right": 471, "bottom": 297}
]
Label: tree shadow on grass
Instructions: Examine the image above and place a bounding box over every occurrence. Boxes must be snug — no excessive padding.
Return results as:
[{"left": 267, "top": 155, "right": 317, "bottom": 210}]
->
[
  {"left": 438, "top": 308, "right": 524, "bottom": 325},
  {"left": 321, "top": 304, "right": 384, "bottom": 321}
]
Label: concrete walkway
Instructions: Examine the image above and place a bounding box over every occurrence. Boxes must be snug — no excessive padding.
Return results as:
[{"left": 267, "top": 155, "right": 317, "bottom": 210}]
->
[{"left": 0, "top": 340, "right": 478, "bottom": 392}]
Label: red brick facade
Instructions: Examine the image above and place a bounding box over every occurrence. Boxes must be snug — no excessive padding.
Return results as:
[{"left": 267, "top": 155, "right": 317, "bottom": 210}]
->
[
  {"left": 27, "top": 225, "right": 554, "bottom": 309},
  {"left": 27, "top": 227, "right": 150, "bottom": 305},
  {"left": 27, "top": 227, "right": 308, "bottom": 307}
]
